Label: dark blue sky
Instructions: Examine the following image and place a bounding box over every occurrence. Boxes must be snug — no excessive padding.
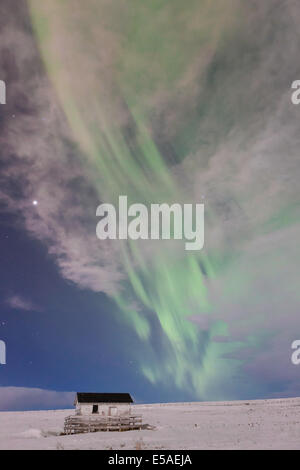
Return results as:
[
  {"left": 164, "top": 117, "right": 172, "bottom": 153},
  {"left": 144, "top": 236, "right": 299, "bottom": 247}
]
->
[
  {"left": 0, "top": 216, "right": 197, "bottom": 409},
  {"left": 1, "top": 0, "right": 300, "bottom": 411}
]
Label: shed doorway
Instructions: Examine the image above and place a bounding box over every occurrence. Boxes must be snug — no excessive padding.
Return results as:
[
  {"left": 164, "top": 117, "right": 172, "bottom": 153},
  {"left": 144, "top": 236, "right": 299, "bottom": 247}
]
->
[
  {"left": 92, "top": 405, "right": 98, "bottom": 414},
  {"left": 109, "top": 406, "right": 117, "bottom": 416}
]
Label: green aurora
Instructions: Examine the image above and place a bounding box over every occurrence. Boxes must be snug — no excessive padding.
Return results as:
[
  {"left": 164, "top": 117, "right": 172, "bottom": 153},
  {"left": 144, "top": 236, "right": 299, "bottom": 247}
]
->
[{"left": 27, "top": 0, "right": 300, "bottom": 400}]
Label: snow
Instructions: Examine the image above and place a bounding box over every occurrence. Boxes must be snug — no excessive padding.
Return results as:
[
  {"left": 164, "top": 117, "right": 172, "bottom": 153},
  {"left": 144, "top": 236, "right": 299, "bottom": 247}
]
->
[{"left": 0, "top": 397, "right": 300, "bottom": 449}]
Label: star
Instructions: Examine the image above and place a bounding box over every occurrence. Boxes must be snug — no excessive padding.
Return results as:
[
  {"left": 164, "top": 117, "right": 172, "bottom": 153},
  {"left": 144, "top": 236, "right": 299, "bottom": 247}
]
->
[{"left": 32, "top": 200, "right": 38, "bottom": 206}]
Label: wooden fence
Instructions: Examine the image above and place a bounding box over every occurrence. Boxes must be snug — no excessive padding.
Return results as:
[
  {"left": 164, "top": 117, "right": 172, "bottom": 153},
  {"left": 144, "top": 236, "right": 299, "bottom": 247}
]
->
[{"left": 64, "top": 414, "right": 143, "bottom": 434}]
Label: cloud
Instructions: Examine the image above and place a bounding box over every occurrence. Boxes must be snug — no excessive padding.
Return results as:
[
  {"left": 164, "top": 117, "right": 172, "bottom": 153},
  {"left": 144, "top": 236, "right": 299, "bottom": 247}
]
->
[
  {"left": 0, "top": 0, "right": 124, "bottom": 295},
  {"left": 0, "top": 387, "right": 74, "bottom": 411},
  {"left": 1, "top": 0, "right": 300, "bottom": 399},
  {"left": 5, "top": 295, "right": 40, "bottom": 312}
]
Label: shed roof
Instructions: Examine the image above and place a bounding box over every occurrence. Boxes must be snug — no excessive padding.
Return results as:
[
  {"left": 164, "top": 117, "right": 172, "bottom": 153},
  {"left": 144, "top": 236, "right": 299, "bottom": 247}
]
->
[{"left": 75, "top": 393, "right": 133, "bottom": 404}]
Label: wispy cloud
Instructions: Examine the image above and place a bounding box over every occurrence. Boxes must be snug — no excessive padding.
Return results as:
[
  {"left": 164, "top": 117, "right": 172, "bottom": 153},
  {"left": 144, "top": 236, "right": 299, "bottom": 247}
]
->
[
  {"left": 0, "top": 387, "right": 74, "bottom": 411},
  {"left": 1, "top": 0, "right": 300, "bottom": 400},
  {"left": 5, "top": 294, "right": 40, "bottom": 312}
]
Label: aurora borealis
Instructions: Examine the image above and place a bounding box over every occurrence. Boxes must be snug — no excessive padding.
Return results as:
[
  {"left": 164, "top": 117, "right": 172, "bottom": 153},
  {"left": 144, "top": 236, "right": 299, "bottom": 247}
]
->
[{"left": 1, "top": 0, "right": 300, "bottom": 409}]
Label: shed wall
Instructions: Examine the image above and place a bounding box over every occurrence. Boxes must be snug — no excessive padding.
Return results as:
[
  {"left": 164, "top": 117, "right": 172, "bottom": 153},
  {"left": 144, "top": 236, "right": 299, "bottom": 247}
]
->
[{"left": 76, "top": 403, "right": 131, "bottom": 416}]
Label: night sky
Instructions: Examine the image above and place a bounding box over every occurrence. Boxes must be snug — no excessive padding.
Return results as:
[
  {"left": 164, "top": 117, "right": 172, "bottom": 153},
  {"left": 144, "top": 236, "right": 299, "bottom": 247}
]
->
[{"left": 1, "top": 0, "right": 300, "bottom": 411}]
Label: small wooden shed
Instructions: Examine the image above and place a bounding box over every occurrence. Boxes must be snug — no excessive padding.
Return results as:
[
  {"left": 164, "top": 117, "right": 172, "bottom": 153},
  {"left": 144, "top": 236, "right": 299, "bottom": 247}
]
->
[
  {"left": 74, "top": 392, "right": 133, "bottom": 416},
  {"left": 64, "top": 392, "right": 142, "bottom": 434}
]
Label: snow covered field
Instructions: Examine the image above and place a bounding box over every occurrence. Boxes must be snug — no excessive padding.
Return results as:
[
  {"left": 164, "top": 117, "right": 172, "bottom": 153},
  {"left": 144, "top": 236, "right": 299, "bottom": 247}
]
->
[{"left": 0, "top": 397, "right": 300, "bottom": 450}]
